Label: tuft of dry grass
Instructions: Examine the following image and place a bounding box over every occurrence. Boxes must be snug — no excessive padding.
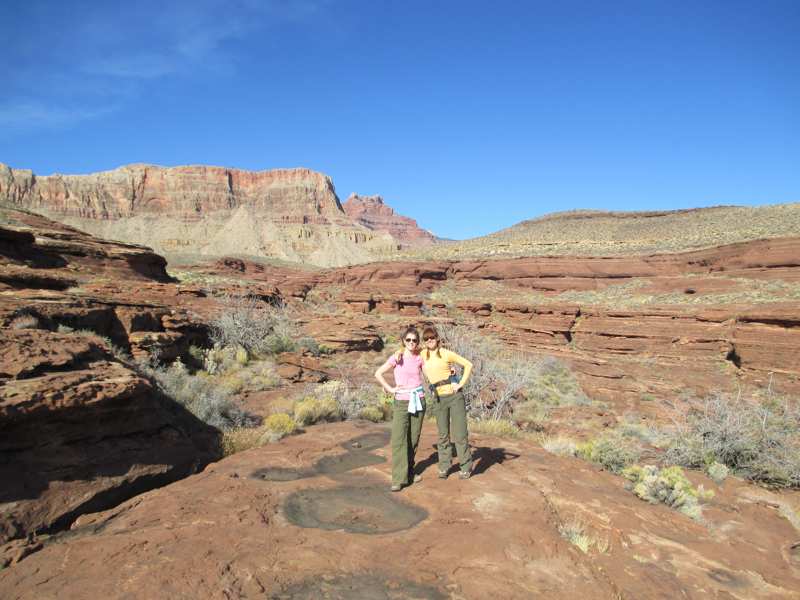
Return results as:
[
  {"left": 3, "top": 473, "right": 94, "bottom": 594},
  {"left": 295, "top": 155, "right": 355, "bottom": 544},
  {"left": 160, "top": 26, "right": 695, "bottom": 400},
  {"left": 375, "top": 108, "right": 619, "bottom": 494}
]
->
[
  {"left": 221, "top": 413, "right": 298, "bottom": 456},
  {"left": 558, "top": 518, "right": 610, "bottom": 554},
  {"left": 9, "top": 314, "right": 40, "bottom": 330},
  {"left": 469, "top": 418, "right": 522, "bottom": 439},
  {"left": 541, "top": 435, "right": 578, "bottom": 457}
]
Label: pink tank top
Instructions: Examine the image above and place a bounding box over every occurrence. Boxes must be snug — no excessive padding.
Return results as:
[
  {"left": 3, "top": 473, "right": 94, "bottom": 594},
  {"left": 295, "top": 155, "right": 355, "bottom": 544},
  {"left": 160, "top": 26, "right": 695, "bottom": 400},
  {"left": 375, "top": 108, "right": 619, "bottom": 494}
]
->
[{"left": 387, "top": 352, "right": 425, "bottom": 401}]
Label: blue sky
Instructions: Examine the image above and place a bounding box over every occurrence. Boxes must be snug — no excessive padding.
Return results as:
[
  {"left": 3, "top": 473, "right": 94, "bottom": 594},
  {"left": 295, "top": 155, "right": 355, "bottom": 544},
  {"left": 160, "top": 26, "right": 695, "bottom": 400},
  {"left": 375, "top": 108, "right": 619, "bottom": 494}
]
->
[{"left": 1, "top": 1, "right": 798, "bottom": 240}]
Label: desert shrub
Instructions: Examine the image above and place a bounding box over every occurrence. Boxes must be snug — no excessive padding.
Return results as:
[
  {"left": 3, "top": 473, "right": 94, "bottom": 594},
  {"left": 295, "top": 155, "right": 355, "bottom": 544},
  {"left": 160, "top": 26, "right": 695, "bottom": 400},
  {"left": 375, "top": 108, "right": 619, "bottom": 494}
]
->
[
  {"left": 576, "top": 433, "right": 641, "bottom": 473},
  {"left": 10, "top": 314, "right": 40, "bottom": 330},
  {"left": 305, "top": 379, "right": 390, "bottom": 423},
  {"left": 263, "top": 413, "right": 297, "bottom": 437},
  {"left": 524, "top": 357, "right": 590, "bottom": 407},
  {"left": 541, "top": 435, "right": 578, "bottom": 457},
  {"left": 209, "top": 294, "right": 300, "bottom": 356},
  {"left": 623, "top": 464, "right": 714, "bottom": 520},
  {"left": 469, "top": 418, "right": 522, "bottom": 439},
  {"left": 202, "top": 346, "right": 280, "bottom": 392},
  {"left": 359, "top": 404, "right": 387, "bottom": 423},
  {"left": 664, "top": 393, "right": 800, "bottom": 488},
  {"left": 293, "top": 396, "right": 342, "bottom": 426},
  {"left": 188, "top": 344, "right": 205, "bottom": 362},
  {"left": 435, "top": 324, "right": 588, "bottom": 425},
  {"left": 706, "top": 461, "right": 729, "bottom": 484},
  {"left": 220, "top": 413, "right": 297, "bottom": 456},
  {"left": 140, "top": 358, "right": 253, "bottom": 430}
]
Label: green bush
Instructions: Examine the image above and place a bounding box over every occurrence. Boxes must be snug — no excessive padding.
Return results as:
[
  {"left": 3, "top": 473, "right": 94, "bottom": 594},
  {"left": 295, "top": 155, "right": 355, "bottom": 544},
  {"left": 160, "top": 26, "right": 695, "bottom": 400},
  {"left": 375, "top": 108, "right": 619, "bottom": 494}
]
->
[
  {"left": 623, "top": 464, "right": 714, "bottom": 520},
  {"left": 293, "top": 396, "right": 343, "bottom": 426},
  {"left": 139, "top": 358, "right": 253, "bottom": 430},
  {"left": 664, "top": 393, "right": 800, "bottom": 488},
  {"left": 706, "top": 461, "right": 729, "bottom": 484},
  {"left": 576, "top": 433, "right": 640, "bottom": 473},
  {"left": 264, "top": 413, "right": 297, "bottom": 436}
]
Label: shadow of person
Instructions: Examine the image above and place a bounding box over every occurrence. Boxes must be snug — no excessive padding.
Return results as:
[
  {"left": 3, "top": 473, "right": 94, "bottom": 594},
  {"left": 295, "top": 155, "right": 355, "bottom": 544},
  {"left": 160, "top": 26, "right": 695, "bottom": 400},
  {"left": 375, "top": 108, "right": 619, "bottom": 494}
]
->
[
  {"left": 413, "top": 450, "right": 439, "bottom": 476},
  {"left": 470, "top": 446, "right": 521, "bottom": 477}
]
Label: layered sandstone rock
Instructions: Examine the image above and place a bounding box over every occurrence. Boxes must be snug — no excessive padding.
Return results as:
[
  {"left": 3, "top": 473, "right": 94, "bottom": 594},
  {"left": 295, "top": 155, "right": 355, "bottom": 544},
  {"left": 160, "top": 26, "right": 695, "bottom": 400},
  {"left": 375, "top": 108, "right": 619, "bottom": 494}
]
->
[
  {"left": 0, "top": 329, "right": 218, "bottom": 545},
  {"left": 0, "top": 208, "right": 221, "bottom": 543},
  {"left": 0, "top": 163, "right": 399, "bottom": 267},
  {"left": 342, "top": 193, "right": 436, "bottom": 247}
]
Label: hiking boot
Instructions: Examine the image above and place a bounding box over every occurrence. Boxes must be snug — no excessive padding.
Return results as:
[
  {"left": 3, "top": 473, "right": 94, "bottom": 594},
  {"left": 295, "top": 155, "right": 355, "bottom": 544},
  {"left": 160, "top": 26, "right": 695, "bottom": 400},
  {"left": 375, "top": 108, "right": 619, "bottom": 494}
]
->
[
  {"left": 412, "top": 474, "right": 422, "bottom": 483},
  {"left": 459, "top": 470, "right": 471, "bottom": 480},
  {"left": 391, "top": 484, "right": 402, "bottom": 492},
  {"left": 438, "top": 470, "right": 448, "bottom": 479}
]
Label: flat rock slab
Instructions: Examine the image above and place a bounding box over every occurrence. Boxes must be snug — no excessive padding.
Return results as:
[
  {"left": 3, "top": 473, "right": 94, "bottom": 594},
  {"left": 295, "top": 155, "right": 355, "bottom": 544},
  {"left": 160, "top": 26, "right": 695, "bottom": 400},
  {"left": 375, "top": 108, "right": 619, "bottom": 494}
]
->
[{"left": 2, "top": 420, "right": 800, "bottom": 599}]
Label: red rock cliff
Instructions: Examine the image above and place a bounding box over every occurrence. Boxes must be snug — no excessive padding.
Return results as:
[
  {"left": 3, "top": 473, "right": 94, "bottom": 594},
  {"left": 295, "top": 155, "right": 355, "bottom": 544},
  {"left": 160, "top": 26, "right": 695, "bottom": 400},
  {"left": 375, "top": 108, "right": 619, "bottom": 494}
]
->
[{"left": 342, "top": 193, "right": 436, "bottom": 247}]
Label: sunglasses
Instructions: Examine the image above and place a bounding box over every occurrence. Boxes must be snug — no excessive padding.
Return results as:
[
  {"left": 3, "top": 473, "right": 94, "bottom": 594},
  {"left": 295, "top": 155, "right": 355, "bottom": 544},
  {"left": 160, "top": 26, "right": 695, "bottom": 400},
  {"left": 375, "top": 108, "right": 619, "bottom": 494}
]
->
[
  {"left": 423, "top": 336, "right": 438, "bottom": 341},
  {"left": 404, "top": 337, "right": 419, "bottom": 343}
]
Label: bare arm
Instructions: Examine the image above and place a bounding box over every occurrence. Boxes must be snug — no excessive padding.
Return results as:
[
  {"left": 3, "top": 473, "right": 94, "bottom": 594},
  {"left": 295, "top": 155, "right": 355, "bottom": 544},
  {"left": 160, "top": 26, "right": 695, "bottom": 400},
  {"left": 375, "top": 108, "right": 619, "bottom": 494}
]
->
[
  {"left": 374, "top": 360, "right": 397, "bottom": 395},
  {"left": 448, "top": 351, "right": 473, "bottom": 392}
]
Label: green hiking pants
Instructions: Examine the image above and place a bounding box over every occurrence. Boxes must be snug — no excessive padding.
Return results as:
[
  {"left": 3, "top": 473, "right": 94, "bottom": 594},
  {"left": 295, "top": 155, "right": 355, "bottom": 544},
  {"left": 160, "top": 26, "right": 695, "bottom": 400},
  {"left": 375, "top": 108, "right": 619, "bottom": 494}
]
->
[
  {"left": 433, "top": 390, "right": 472, "bottom": 474},
  {"left": 391, "top": 400, "right": 426, "bottom": 486}
]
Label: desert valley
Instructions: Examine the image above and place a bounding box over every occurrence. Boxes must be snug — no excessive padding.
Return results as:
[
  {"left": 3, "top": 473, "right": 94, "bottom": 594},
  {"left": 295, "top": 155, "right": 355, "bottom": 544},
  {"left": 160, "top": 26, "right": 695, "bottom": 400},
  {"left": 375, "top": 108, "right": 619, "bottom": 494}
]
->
[{"left": 1, "top": 163, "right": 800, "bottom": 599}]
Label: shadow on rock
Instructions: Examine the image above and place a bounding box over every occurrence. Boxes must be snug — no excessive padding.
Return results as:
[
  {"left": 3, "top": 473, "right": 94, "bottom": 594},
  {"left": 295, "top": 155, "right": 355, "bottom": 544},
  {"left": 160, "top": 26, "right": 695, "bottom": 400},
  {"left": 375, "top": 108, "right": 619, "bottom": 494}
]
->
[{"left": 471, "top": 446, "right": 520, "bottom": 477}]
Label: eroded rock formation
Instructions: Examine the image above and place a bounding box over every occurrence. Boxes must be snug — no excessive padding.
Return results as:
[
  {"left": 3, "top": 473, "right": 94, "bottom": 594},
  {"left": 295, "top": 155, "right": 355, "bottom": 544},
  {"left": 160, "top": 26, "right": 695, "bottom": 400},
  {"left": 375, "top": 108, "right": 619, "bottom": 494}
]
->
[
  {"left": 342, "top": 193, "right": 436, "bottom": 247},
  {"left": 0, "top": 163, "right": 402, "bottom": 267}
]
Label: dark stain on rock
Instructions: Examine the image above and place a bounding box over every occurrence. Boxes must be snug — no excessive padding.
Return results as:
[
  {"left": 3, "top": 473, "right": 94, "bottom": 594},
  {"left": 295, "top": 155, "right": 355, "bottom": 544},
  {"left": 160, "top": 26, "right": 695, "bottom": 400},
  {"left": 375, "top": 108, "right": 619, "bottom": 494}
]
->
[
  {"left": 315, "top": 452, "right": 385, "bottom": 475},
  {"left": 707, "top": 568, "right": 745, "bottom": 588},
  {"left": 249, "top": 467, "right": 315, "bottom": 482},
  {"left": 249, "top": 428, "right": 390, "bottom": 482},
  {"left": 271, "top": 573, "right": 447, "bottom": 599},
  {"left": 340, "top": 430, "right": 391, "bottom": 452},
  {"left": 284, "top": 487, "right": 428, "bottom": 534}
]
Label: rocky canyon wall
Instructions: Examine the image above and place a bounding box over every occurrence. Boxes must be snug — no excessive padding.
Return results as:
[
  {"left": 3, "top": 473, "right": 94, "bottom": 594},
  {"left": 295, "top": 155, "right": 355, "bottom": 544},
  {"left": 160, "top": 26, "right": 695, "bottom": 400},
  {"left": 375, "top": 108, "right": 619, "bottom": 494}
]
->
[{"left": 0, "top": 163, "right": 406, "bottom": 267}]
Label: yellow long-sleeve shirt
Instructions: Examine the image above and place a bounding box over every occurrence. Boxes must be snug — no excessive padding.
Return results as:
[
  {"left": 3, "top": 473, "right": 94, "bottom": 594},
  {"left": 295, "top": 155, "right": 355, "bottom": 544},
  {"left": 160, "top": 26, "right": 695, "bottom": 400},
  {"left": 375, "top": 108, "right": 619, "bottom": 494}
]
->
[{"left": 421, "top": 348, "right": 473, "bottom": 396}]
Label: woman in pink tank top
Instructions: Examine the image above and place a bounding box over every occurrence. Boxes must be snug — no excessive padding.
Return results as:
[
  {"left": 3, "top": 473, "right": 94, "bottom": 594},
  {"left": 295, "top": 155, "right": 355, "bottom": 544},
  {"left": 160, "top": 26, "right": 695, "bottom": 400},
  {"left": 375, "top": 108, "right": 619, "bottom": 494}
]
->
[{"left": 374, "top": 326, "right": 427, "bottom": 492}]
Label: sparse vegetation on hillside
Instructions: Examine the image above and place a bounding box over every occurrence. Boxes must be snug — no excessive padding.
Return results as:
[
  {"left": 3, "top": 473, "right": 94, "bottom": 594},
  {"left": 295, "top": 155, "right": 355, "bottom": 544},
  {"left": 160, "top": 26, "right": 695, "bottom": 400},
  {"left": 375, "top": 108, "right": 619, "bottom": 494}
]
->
[
  {"left": 426, "top": 274, "right": 800, "bottom": 311},
  {"left": 400, "top": 203, "right": 800, "bottom": 261}
]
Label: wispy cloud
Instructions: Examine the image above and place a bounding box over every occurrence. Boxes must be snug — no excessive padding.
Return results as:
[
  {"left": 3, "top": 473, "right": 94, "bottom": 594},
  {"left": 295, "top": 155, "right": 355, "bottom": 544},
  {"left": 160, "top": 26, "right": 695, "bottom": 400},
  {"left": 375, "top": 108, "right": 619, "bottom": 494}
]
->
[
  {"left": 0, "top": 101, "right": 120, "bottom": 132},
  {"left": 0, "top": 0, "right": 330, "bottom": 134}
]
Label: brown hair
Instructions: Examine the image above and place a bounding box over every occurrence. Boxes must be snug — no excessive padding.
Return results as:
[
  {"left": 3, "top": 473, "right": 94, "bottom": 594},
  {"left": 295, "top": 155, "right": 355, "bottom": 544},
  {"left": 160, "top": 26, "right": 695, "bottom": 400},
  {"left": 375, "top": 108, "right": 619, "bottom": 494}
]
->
[
  {"left": 397, "top": 326, "right": 421, "bottom": 363},
  {"left": 422, "top": 326, "right": 442, "bottom": 360}
]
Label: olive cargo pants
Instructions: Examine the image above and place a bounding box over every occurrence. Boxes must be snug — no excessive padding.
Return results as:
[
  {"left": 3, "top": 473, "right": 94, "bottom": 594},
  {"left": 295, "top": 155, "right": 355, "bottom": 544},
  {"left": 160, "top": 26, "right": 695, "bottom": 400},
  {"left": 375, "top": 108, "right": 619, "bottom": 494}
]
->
[
  {"left": 434, "top": 390, "right": 472, "bottom": 474},
  {"left": 391, "top": 400, "right": 426, "bottom": 486}
]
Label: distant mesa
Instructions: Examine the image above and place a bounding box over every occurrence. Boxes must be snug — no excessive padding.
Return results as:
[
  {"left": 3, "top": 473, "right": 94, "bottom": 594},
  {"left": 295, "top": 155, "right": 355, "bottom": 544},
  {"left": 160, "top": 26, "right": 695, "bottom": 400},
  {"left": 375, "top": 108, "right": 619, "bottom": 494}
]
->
[
  {"left": 342, "top": 193, "right": 436, "bottom": 248},
  {"left": 0, "top": 163, "right": 437, "bottom": 268}
]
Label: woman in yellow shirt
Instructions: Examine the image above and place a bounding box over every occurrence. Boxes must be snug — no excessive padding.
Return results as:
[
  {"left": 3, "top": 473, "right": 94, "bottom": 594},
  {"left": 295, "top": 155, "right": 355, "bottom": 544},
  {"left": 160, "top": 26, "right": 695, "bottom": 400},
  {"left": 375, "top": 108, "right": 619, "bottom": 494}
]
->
[{"left": 420, "top": 326, "right": 474, "bottom": 479}]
